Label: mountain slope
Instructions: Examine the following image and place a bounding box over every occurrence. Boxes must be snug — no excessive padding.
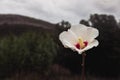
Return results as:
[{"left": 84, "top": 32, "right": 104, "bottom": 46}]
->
[{"left": 0, "top": 14, "right": 56, "bottom": 35}]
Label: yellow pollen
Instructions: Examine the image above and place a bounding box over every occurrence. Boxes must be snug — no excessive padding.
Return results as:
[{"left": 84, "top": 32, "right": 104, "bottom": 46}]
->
[{"left": 78, "top": 38, "right": 85, "bottom": 49}]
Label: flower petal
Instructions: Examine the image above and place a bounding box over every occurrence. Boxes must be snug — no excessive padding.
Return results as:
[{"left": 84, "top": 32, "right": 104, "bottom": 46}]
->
[
  {"left": 70, "top": 24, "right": 99, "bottom": 42},
  {"left": 61, "top": 40, "right": 76, "bottom": 50},
  {"left": 85, "top": 27, "right": 99, "bottom": 42},
  {"left": 77, "top": 40, "right": 99, "bottom": 54},
  {"left": 59, "top": 30, "right": 77, "bottom": 48},
  {"left": 70, "top": 24, "right": 88, "bottom": 39}
]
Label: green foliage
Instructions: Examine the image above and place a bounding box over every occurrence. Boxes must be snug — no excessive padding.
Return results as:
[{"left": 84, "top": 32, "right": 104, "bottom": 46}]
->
[{"left": 0, "top": 31, "right": 58, "bottom": 77}]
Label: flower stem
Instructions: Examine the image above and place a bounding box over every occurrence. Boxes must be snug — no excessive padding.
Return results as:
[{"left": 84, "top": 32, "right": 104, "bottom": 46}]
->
[{"left": 81, "top": 52, "right": 86, "bottom": 80}]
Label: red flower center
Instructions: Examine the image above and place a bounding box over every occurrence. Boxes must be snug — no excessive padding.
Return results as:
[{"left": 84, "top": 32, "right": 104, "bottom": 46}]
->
[
  {"left": 75, "top": 41, "right": 88, "bottom": 49},
  {"left": 75, "top": 43, "right": 80, "bottom": 49}
]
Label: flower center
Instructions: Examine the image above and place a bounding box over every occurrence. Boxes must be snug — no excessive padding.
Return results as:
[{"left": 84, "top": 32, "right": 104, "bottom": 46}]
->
[{"left": 75, "top": 38, "right": 88, "bottom": 49}]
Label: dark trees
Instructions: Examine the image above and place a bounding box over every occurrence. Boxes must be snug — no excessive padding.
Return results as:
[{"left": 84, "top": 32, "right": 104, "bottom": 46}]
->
[{"left": 80, "top": 14, "right": 120, "bottom": 76}]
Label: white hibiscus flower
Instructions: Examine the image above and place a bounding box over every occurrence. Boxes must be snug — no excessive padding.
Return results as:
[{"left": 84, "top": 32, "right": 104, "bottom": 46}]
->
[{"left": 59, "top": 24, "right": 99, "bottom": 54}]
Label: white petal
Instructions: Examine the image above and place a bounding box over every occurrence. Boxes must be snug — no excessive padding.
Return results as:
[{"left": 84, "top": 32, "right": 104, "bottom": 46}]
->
[
  {"left": 77, "top": 40, "right": 99, "bottom": 54},
  {"left": 59, "top": 30, "right": 77, "bottom": 48},
  {"left": 59, "top": 39, "right": 79, "bottom": 52},
  {"left": 70, "top": 24, "right": 99, "bottom": 42},
  {"left": 61, "top": 40, "right": 76, "bottom": 49},
  {"left": 85, "top": 27, "right": 99, "bottom": 42},
  {"left": 70, "top": 24, "right": 88, "bottom": 39}
]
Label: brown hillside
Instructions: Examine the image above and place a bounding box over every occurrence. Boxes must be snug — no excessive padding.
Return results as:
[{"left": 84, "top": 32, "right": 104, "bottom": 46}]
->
[{"left": 0, "top": 14, "right": 56, "bottom": 36}]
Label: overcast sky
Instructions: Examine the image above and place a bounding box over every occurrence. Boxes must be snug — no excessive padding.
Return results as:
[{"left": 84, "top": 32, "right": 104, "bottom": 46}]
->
[{"left": 0, "top": 0, "right": 120, "bottom": 24}]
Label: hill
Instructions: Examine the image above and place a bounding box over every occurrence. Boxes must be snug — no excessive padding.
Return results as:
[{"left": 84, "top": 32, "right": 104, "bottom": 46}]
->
[{"left": 0, "top": 14, "right": 56, "bottom": 36}]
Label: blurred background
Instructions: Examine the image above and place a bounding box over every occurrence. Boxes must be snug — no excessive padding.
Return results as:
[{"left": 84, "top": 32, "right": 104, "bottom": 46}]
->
[{"left": 0, "top": 0, "right": 120, "bottom": 80}]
